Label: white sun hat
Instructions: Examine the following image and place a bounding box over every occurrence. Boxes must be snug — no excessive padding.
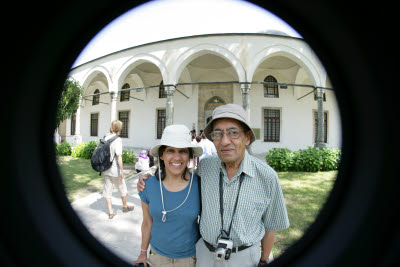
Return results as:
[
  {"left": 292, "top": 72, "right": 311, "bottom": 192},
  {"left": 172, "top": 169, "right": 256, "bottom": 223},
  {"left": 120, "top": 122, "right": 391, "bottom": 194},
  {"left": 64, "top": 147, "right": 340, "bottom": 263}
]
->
[{"left": 150, "top": 124, "right": 203, "bottom": 157}]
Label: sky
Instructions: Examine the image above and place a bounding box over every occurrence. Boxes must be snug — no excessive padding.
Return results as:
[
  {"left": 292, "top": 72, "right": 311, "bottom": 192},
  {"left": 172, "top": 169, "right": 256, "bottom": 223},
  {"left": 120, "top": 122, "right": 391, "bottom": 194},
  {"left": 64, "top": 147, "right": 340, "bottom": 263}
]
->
[{"left": 72, "top": 0, "right": 302, "bottom": 67}]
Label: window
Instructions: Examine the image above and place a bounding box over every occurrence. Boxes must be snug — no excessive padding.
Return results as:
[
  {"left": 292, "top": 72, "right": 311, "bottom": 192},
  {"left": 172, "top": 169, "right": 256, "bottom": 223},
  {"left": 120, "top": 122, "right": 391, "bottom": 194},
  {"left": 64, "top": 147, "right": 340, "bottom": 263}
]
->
[
  {"left": 264, "top": 109, "right": 280, "bottom": 142},
  {"left": 93, "top": 89, "right": 100, "bottom": 105},
  {"left": 118, "top": 111, "right": 129, "bottom": 138},
  {"left": 264, "top": 76, "right": 279, "bottom": 98},
  {"left": 70, "top": 114, "right": 76, "bottom": 135},
  {"left": 90, "top": 113, "right": 98, "bottom": 136},
  {"left": 314, "top": 111, "right": 328, "bottom": 143},
  {"left": 120, "top": 83, "right": 130, "bottom": 102},
  {"left": 157, "top": 109, "right": 166, "bottom": 139},
  {"left": 159, "top": 81, "right": 166, "bottom": 98}
]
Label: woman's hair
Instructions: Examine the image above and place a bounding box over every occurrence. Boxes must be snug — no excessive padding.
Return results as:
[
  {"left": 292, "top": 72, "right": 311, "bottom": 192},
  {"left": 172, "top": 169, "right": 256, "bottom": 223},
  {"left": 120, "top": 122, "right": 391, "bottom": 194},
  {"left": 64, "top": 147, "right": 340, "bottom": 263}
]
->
[
  {"left": 155, "top": 145, "right": 193, "bottom": 181},
  {"left": 110, "top": 120, "right": 123, "bottom": 133}
]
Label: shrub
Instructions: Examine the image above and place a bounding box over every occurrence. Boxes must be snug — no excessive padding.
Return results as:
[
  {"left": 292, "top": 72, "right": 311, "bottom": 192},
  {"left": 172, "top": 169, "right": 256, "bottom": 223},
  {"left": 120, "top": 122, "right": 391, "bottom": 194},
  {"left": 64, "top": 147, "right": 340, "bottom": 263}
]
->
[
  {"left": 56, "top": 141, "right": 71, "bottom": 156},
  {"left": 265, "top": 148, "right": 294, "bottom": 171},
  {"left": 122, "top": 149, "right": 135, "bottom": 164},
  {"left": 266, "top": 146, "right": 341, "bottom": 172},
  {"left": 71, "top": 141, "right": 98, "bottom": 159},
  {"left": 321, "top": 147, "right": 341, "bottom": 171},
  {"left": 294, "top": 146, "right": 323, "bottom": 172}
]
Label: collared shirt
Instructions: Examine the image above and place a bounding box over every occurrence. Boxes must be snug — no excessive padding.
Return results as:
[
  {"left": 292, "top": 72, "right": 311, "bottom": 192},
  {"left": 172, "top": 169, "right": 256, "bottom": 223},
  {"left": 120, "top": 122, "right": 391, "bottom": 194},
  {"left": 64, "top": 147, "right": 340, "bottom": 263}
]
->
[{"left": 196, "top": 150, "right": 289, "bottom": 247}]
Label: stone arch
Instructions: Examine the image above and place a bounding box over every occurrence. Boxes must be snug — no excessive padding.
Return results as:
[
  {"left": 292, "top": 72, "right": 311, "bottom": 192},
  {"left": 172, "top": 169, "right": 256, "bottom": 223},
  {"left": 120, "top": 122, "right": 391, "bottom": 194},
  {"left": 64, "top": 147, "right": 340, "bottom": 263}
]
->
[
  {"left": 115, "top": 53, "right": 168, "bottom": 91},
  {"left": 248, "top": 45, "right": 322, "bottom": 86},
  {"left": 170, "top": 44, "right": 246, "bottom": 84},
  {"left": 81, "top": 65, "right": 112, "bottom": 95},
  {"left": 204, "top": 96, "right": 226, "bottom": 125}
]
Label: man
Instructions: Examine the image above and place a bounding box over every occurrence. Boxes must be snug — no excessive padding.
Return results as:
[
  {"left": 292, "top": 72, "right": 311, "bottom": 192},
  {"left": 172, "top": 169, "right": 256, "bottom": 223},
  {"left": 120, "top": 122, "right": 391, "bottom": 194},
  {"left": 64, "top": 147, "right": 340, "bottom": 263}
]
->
[
  {"left": 103, "top": 120, "right": 134, "bottom": 219},
  {"left": 197, "top": 132, "right": 217, "bottom": 162},
  {"left": 138, "top": 104, "right": 289, "bottom": 266}
]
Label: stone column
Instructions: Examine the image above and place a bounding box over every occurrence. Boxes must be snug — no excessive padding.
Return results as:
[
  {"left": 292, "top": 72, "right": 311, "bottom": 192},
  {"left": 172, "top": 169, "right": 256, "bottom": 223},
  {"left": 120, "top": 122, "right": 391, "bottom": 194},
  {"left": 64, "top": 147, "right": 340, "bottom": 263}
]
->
[
  {"left": 315, "top": 88, "right": 326, "bottom": 149},
  {"left": 165, "top": 85, "right": 175, "bottom": 126},
  {"left": 241, "top": 83, "right": 251, "bottom": 119},
  {"left": 74, "top": 96, "right": 82, "bottom": 145},
  {"left": 110, "top": 91, "right": 118, "bottom": 122}
]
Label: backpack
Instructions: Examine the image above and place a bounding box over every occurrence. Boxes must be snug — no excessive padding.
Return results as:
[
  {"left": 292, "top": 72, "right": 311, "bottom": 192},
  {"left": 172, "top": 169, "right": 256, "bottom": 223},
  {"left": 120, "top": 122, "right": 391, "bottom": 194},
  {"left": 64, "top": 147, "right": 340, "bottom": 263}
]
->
[{"left": 91, "top": 135, "right": 120, "bottom": 175}]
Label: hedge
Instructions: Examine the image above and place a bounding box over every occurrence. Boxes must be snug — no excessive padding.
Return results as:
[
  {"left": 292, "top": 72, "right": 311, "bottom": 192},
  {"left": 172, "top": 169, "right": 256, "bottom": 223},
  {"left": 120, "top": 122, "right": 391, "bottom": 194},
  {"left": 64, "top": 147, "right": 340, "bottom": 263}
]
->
[
  {"left": 266, "top": 146, "right": 341, "bottom": 172},
  {"left": 55, "top": 141, "right": 72, "bottom": 156},
  {"left": 67, "top": 141, "right": 135, "bottom": 163}
]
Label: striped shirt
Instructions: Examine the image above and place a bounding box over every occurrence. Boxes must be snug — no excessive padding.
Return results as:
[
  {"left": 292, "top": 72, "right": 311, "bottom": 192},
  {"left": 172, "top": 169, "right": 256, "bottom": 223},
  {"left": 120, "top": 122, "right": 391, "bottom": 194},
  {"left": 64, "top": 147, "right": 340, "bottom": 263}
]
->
[{"left": 196, "top": 150, "right": 289, "bottom": 247}]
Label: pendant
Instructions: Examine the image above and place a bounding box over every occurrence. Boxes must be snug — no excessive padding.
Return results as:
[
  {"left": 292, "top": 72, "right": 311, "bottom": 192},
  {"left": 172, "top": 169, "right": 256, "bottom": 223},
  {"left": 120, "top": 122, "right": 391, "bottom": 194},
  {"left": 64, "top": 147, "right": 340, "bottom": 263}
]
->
[{"left": 162, "top": 210, "right": 167, "bottom": 222}]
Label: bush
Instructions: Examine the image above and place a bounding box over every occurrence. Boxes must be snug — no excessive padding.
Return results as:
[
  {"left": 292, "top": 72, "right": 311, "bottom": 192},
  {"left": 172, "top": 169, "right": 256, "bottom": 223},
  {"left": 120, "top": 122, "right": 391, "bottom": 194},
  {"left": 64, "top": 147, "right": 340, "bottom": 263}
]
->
[
  {"left": 71, "top": 141, "right": 98, "bottom": 159},
  {"left": 56, "top": 141, "right": 71, "bottom": 156},
  {"left": 266, "top": 146, "right": 341, "bottom": 172},
  {"left": 122, "top": 149, "right": 135, "bottom": 164},
  {"left": 265, "top": 148, "right": 294, "bottom": 171},
  {"left": 321, "top": 147, "right": 341, "bottom": 171},
  {"left": 294, "top": 147, "right": 323, "bottom": 172}
]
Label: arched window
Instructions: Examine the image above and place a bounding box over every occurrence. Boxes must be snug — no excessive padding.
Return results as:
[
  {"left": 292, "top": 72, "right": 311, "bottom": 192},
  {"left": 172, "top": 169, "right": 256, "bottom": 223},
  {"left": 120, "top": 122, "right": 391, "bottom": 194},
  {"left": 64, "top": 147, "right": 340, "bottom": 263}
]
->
[
  {"left": 92, "top": 89, "right": 100, "bottom": 105},
  {"left": 264, "top": 75, "right": 279, "bottom": 98},
  {"left": 120, "top": 83, "right": 130, "bottom": 102},
  {"left": 159, "top": 81, "right": 166, "bottom": 98}
]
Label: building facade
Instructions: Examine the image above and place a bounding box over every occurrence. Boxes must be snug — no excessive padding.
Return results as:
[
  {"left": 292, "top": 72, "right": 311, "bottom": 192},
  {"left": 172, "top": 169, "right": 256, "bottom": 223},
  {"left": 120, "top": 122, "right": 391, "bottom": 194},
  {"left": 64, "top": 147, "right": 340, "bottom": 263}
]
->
[{"left": 60, "top": 33, "right": 341, "bottom": 156}]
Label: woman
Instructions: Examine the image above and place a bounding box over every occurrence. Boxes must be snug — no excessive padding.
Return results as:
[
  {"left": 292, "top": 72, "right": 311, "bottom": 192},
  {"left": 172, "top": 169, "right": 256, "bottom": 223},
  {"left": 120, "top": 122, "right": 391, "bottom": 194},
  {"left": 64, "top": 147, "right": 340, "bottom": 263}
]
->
[
  {"left": 102, "top": 120, "right": 134, "bottom": 219},
  {"left": 134, "top": 124, "right": 203, "bottom": 267}
]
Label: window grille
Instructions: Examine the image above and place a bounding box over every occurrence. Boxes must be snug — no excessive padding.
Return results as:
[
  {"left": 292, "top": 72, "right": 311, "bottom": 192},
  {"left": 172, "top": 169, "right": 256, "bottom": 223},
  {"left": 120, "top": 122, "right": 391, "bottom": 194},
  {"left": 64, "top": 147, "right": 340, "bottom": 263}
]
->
[
  {"left": 159, "top": 81, "right": 167, "bottom": 98},
  {"left": 119, "top": 111, "right": 129, "bottom": 138},
  {"left": 70, "top": 114, "right": 76, "bottom": 135},
  {"left": 264, "top": 76, "right": 279, "bottom": 98},
  {"left": 120, "top": 83, "right": 130, "bottom": 102},
  {"left": 93, "top": 89, "right": 100, "bottom": 105},
  {"left": 264, "top": 109, "right": 280, "bottom": 142},
  {"left": 90, "top": 113, "right": 98, "bottom": 136},
  {"left": 157, "top": 109, "right": 166, "bottom": 139},
  {"left": 314, "top": 111, "right": 328, "bottom": 143}
]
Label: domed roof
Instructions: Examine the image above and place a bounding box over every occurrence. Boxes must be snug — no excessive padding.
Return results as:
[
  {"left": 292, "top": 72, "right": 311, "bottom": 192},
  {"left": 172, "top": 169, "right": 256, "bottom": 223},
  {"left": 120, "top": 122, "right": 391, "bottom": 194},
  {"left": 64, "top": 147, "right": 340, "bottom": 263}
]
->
[{"left": 259, "top": 29, "right": 290, "bottom": 36}]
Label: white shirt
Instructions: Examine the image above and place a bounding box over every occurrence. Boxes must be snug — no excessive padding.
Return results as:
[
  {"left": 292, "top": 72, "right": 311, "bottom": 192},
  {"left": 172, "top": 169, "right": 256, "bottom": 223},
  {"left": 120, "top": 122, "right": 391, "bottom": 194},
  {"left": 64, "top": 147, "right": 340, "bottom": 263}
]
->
[
  {"left": 198, "top": 138, "right": 217, "bottom": 161},
  {"left": 103, "top": 133, "right": 123, "bottom": 177}
]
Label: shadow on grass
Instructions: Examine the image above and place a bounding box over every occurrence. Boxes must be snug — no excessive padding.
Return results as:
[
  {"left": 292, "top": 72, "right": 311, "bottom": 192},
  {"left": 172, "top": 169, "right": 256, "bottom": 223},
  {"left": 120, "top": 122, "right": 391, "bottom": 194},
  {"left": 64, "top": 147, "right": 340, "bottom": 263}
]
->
[{"left": 273, "top": 171, "right": 337, "bottom": 257}]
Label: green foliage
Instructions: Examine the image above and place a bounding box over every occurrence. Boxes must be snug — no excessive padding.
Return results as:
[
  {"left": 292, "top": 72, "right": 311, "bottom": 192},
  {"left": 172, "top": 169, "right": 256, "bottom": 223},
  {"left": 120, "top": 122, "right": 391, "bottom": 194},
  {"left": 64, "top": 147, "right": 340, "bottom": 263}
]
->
[
  {"left": 71, "top": 141, "right": 98, "bottom": 159},
  {"left": 56, "top": 78, "right": 83, "bottom": 128},
  {"left": 55, "top": 142, "right": 71, "bottom": 156},
  {"left": 266, "top": 146, "right": 341, "bottom": 172},
  {"left": 321, "top": 147, "right": 341, "bottom": 171},
  {"left": 265, "top": 147, "right": 294, "bottom": 171},
  {"left": 122, "top": 149, "right": 135, "bottom": 164}
]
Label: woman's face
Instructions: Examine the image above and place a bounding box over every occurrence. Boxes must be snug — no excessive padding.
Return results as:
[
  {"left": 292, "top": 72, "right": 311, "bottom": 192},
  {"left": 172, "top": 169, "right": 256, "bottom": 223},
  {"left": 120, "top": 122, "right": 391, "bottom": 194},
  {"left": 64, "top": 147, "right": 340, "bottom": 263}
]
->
[{"left": 160, "top": 146, "right": 190, "bottom": 177}]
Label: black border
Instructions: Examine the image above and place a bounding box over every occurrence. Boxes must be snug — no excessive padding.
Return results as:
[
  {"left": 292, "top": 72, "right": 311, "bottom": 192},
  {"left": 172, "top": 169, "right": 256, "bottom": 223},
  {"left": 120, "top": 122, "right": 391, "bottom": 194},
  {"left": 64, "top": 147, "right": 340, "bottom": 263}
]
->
[{"left": 1, "top": 0, "right": 399, "bottom": 266}]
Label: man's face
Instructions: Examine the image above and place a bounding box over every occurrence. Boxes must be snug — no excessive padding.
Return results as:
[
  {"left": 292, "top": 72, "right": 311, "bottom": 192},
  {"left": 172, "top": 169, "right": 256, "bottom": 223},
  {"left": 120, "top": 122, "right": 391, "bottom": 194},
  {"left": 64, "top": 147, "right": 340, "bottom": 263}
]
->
[{"left": 212, "top": 118, "right": 250, "bottom": 166}]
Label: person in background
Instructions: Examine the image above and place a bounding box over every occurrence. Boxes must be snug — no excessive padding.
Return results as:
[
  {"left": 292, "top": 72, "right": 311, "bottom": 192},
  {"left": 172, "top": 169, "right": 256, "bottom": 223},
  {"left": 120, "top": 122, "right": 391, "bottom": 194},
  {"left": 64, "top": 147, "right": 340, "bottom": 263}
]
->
[
  {"left": 134, "top": 124, "right": 203, "bottom": 267},
  {"left": 103, "top": 120, "right": 134, "bottom": 219},
  {"left": 198, "top": 132, "right": 217, "bottom": 162},
  {"left": 136, "top": 150, "right": 150, "bottom": 173}
]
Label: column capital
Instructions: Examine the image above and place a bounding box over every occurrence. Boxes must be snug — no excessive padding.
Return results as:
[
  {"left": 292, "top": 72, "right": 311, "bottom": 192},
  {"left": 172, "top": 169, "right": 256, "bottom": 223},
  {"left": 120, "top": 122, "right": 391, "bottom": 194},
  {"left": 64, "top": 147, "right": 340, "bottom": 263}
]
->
[
  {"left": 240, "top": 83, "right": 251, "bottom": 92},
  {"left": 110, "top": 91, "right": 118, "bottom": 101}
]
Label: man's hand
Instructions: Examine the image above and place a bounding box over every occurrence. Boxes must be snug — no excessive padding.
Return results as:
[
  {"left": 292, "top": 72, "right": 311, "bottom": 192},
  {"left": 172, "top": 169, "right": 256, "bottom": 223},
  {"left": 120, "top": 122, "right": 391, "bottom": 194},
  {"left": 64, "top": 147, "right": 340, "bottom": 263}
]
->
[{"left": 137, "top": 173, "right": 151, "bottom": 192}]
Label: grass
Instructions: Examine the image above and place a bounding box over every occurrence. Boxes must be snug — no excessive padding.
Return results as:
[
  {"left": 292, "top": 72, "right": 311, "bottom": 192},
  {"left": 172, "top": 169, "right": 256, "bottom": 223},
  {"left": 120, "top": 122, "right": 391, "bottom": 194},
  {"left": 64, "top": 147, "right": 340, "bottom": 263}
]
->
[
  {"left": 273, "top": 171, "right": 337, "bottom": 257},
  {"left": 57, "top": 156, "right": 336, "bottom": 256},
  {"left": 56, "top": 156, "right": 105, "bottom": 202}
]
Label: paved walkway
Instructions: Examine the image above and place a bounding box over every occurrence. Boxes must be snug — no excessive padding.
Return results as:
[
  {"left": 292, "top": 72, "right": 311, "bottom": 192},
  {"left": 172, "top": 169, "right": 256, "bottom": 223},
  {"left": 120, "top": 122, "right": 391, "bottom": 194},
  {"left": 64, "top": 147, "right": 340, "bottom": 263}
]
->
[{"left": 71, "top": 170, "right": 143, "bottom": 264}]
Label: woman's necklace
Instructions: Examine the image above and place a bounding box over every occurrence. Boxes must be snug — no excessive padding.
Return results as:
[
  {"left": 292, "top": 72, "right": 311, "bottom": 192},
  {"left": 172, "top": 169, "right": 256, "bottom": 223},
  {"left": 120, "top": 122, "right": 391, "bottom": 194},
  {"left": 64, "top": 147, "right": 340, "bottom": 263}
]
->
[{"left": 159, "top": 171, "right": 193, "bottom": 222}]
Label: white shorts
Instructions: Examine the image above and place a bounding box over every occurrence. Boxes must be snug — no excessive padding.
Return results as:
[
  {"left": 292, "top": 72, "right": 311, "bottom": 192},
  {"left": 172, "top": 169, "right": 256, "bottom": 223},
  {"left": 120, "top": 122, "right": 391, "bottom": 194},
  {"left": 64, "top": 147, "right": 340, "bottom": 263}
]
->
[{"left": 102, "top": 175, "right": 127, "bottom": 198}]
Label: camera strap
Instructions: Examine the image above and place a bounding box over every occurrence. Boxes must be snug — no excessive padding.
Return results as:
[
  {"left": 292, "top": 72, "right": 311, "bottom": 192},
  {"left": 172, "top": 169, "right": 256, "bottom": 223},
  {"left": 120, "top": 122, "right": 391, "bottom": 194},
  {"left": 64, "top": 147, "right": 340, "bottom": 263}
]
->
[{"left": 219, "top": 171, "right": 245, "bottom": 238}]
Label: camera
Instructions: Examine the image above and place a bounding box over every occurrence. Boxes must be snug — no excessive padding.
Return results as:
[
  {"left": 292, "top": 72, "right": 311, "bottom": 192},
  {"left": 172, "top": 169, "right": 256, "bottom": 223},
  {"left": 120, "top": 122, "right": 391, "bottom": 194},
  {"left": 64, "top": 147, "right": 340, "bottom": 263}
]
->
[{"left": 214, "top": 237, "right": 233, "bottom": 261}]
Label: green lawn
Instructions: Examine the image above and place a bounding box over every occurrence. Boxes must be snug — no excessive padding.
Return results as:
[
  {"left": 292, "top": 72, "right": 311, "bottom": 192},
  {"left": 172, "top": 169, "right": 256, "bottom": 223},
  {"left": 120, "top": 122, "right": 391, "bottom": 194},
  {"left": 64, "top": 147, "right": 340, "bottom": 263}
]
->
[
  {"left": 56, "top": 156, "right": 336, "bottom": 256},
  {"left": 56, "top": 156, "right": 135, "bottom": 202},
  {"left": 273, "top": 171, "right": 337, "bottom": 257}
]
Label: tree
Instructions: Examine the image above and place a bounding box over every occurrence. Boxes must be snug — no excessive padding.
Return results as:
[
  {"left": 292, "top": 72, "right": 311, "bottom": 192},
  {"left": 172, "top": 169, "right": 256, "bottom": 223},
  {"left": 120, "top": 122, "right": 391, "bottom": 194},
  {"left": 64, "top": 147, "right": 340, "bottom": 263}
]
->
[{"left": 56, "top": 79, "right": 83, "bottom": 128}]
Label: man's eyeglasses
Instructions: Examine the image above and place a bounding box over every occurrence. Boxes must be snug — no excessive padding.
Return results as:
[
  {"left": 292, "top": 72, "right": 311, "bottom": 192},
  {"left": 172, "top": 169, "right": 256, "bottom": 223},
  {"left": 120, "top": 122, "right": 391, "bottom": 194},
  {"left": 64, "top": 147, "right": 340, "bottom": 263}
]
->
[{"left": 210, "top": 128, "right": 243, "bottom": 140}]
